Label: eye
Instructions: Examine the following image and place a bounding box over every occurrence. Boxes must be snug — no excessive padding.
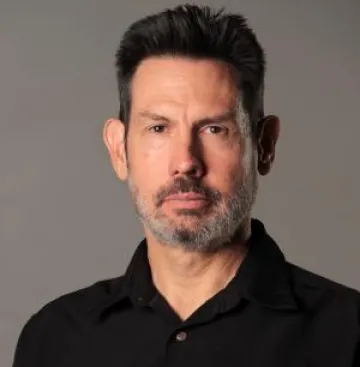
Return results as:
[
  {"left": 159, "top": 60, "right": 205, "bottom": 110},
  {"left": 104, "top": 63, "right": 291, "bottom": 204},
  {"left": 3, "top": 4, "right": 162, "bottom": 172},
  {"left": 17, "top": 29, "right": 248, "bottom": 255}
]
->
[
  {"left": 148, "top": 124, "right": 166, "bottom": 133},
  {"left": 204, "top": 125, "right": 228, "bottom": 134}
]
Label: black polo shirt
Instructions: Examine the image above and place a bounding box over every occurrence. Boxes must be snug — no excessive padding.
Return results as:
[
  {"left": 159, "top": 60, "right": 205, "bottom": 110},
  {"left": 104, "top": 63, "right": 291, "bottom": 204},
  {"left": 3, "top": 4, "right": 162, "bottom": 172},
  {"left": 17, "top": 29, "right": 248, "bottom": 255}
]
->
[{"left": 13, "top": 220, "right": 360, "bottom": 367}]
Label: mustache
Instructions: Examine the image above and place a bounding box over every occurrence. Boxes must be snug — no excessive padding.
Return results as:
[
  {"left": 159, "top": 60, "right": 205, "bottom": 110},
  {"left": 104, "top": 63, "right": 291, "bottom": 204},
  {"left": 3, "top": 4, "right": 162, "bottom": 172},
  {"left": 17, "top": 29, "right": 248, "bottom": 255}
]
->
[{"left": 155, "top": 177, "right": 222, "bottom": 207}]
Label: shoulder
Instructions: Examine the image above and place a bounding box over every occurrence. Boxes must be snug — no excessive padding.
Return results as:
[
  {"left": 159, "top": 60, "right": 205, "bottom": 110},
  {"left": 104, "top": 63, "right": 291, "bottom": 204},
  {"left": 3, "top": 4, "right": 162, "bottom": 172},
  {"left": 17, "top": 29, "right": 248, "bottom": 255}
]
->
[
  {"left": 14, "top": 276, "right": 126, "bottom": 363},
  {"left": 287, "top": 262, "right": 360, "bottom": 315},
  {"left": 30, "top": 275, "right": 126, "bottom": 327}
]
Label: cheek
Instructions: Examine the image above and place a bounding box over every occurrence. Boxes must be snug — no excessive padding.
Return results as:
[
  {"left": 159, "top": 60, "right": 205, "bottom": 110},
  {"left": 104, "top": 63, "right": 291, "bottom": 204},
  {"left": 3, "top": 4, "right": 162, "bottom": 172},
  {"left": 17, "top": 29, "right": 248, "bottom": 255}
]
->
[
  {"left": 207, "top": 155, "right": 239, "bottom": 191},
  {"left": 206, "top": 142, "right": 247, "bottom": 189},
  {"left": 128, "top": 143, "right": 169, "bottom": 195}
]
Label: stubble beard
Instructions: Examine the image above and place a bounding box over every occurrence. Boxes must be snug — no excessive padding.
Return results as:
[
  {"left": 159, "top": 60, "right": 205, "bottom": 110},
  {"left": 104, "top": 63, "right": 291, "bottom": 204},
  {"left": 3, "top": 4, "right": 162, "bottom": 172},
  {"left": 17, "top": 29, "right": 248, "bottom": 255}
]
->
[{"left": 127, "top": 153, "right": 258, "bottom": 253}]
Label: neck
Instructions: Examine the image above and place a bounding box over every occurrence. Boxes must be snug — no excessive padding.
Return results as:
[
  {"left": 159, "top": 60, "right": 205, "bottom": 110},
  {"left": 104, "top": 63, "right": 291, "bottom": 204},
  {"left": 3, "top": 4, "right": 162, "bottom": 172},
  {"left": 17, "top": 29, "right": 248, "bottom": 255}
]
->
[{"left": 145, "top": 219, "right": 251, "bottom": 320}]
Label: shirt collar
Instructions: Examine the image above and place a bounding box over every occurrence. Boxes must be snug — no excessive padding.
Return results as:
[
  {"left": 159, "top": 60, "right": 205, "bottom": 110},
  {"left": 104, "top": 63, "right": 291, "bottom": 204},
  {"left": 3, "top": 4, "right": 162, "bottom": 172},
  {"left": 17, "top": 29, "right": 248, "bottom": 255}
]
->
[
  {"left": 94, "top": 219, "right": 299, "bottom": 319},
  {"left": 233, "top": 219, "right": 299, "bottom": 311},
  {"left": 90, "top": 239, "right": 154, "bottom": 320}
]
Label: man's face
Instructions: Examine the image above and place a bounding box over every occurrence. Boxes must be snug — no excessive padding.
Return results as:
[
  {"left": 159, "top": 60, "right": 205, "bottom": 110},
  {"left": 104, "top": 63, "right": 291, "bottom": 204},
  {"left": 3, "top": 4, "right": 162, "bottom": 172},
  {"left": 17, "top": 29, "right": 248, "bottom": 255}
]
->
[{"left": 110, "top": 57, "right": 260, "bottom": 251}]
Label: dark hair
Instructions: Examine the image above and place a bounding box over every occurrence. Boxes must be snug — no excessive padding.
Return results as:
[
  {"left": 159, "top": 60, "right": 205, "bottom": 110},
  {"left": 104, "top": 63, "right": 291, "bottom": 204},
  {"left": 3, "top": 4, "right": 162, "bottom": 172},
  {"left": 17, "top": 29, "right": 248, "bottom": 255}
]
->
[{"left": 115, "top": 4, "right": 265, "bottom": 136}]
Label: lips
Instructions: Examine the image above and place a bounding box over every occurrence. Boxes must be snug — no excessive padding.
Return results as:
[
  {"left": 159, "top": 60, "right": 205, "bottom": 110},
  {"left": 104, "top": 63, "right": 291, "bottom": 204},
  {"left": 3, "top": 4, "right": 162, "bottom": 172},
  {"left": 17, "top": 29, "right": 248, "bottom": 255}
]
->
[{"left": 165, "top": 193, "right": 207, "bottom": 201}]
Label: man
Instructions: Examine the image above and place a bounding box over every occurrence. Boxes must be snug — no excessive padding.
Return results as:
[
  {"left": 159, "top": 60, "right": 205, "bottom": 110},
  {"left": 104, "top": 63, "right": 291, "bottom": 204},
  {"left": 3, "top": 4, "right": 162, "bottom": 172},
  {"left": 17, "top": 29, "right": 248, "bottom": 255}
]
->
[{"left": 13, "top": 4, "right": 360, "bottom": 367}]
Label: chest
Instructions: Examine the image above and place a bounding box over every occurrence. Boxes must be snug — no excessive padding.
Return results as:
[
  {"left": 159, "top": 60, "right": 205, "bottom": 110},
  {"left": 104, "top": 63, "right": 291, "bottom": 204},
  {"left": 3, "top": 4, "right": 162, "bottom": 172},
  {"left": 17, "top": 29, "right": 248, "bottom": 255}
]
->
[{"left": 59, "top": 308, "right": 355, "bottom": 367}]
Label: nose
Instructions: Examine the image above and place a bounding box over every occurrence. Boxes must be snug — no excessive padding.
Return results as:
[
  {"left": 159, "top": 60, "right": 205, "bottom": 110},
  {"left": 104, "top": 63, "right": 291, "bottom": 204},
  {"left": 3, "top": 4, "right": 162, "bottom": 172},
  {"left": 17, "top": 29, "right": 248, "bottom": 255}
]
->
[{"left": 169, "top": 133, "right": 205, "bottom": 179}]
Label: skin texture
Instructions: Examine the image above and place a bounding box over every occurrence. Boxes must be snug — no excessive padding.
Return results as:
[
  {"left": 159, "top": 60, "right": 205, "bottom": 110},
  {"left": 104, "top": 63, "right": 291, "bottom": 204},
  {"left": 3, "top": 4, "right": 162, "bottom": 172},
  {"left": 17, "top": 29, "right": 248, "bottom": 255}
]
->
[{"left": 103, "top": 56, "right": 279, "bottom": 320}]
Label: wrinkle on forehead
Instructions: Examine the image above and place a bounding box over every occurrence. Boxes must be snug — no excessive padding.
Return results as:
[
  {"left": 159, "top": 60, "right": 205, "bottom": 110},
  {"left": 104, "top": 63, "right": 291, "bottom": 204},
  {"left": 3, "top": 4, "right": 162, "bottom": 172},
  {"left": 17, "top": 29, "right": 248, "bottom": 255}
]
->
[
  {"left": 132, "top": 57, "right": 234, "bottom": 103},
  {"left": 131, "top": 56, "right": 252, "bottom": 138}
]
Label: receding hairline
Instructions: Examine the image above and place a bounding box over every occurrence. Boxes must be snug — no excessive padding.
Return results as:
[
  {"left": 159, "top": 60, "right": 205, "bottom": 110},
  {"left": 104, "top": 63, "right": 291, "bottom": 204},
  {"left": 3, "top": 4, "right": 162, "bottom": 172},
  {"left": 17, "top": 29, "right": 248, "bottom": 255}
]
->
[
  {"left": 115, "top": 4, "right": 265, "bottom": 128},
  {"left": 128, "top": 54, "right": 245, "bottom": 109}
]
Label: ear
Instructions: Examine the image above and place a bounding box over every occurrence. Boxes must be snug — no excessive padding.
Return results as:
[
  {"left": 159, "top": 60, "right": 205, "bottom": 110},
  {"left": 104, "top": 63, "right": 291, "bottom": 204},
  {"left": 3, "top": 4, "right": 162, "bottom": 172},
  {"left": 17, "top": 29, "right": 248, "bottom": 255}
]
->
[
  {"left": 103, "top": 118, "right": 128, "bottom": 181},
  {"left": 256, "top": 115, "right": 280, "bottom": 176}
]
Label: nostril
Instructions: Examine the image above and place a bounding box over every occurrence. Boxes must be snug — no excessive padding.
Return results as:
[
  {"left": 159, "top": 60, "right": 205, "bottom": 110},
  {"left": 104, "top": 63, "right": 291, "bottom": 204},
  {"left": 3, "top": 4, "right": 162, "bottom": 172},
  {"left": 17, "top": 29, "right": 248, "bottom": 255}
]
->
[{"left": 169, "top": 145, "right": 205, "bottom": 178}]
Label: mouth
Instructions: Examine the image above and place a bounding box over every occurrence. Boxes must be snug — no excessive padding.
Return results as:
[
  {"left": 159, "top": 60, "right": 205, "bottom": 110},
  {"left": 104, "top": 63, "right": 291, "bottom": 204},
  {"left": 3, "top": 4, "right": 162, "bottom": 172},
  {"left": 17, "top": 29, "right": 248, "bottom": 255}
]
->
[
  {"left": 164, "top": 193, "right": 209, "bottom": 209},
  {"left": 165, "top": 192, "right": 207, "bottom": 201}
]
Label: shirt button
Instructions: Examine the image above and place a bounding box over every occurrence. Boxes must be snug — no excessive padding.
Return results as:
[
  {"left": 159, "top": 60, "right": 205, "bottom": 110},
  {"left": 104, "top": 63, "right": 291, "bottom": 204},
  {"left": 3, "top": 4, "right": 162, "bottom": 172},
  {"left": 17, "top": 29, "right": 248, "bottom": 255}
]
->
[{"left": 175, "top": 331, "right": 187, "bottom": 342}]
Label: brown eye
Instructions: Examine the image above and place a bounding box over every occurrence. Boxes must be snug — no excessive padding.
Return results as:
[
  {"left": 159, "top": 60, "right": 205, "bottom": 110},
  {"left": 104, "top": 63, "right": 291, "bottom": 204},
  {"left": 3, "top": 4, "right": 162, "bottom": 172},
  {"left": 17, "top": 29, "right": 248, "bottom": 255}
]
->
[
  {"left": 149, "top": 125, "right": 166, "bottom": 133},
  {"left": 205, "top": 125, "right": 227, "bottom": 134}
]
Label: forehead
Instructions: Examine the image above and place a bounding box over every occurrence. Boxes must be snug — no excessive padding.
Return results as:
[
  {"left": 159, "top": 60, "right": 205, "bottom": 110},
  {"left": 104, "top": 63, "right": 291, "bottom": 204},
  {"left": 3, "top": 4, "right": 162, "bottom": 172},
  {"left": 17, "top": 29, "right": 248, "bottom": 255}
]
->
[{"left": 130, "top": 57, "right": 240, "bottom": 114}]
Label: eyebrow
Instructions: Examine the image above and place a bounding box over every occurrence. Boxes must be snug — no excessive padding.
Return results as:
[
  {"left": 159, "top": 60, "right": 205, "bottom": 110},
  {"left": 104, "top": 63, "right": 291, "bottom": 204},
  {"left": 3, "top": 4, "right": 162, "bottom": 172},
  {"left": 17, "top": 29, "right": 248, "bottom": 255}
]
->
[{"left": 138, "top": 109, "right": 238, "bottom": 126}]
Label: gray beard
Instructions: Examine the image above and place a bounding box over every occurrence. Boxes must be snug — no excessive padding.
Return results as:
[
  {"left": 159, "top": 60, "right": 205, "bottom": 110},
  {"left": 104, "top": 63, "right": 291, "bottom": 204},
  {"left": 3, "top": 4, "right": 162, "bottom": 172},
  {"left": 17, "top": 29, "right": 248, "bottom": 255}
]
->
[{"left": 128, "top": 160, "right": 258, "bottom": 253}]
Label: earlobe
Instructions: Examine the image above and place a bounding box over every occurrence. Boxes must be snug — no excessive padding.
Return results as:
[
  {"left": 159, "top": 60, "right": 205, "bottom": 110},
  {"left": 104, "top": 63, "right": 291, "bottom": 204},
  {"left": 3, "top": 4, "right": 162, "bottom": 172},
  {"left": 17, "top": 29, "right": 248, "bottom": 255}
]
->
[{"left": 103, "top": 118, "right": 128, "bottom": 181}]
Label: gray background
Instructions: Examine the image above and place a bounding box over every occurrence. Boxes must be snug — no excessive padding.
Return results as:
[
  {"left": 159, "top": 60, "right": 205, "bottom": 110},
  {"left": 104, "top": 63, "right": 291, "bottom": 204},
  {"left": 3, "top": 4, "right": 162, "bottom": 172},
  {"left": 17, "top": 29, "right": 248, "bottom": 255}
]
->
[{"left": 1, "top": 0, "right": 359, "bottom": 365}]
